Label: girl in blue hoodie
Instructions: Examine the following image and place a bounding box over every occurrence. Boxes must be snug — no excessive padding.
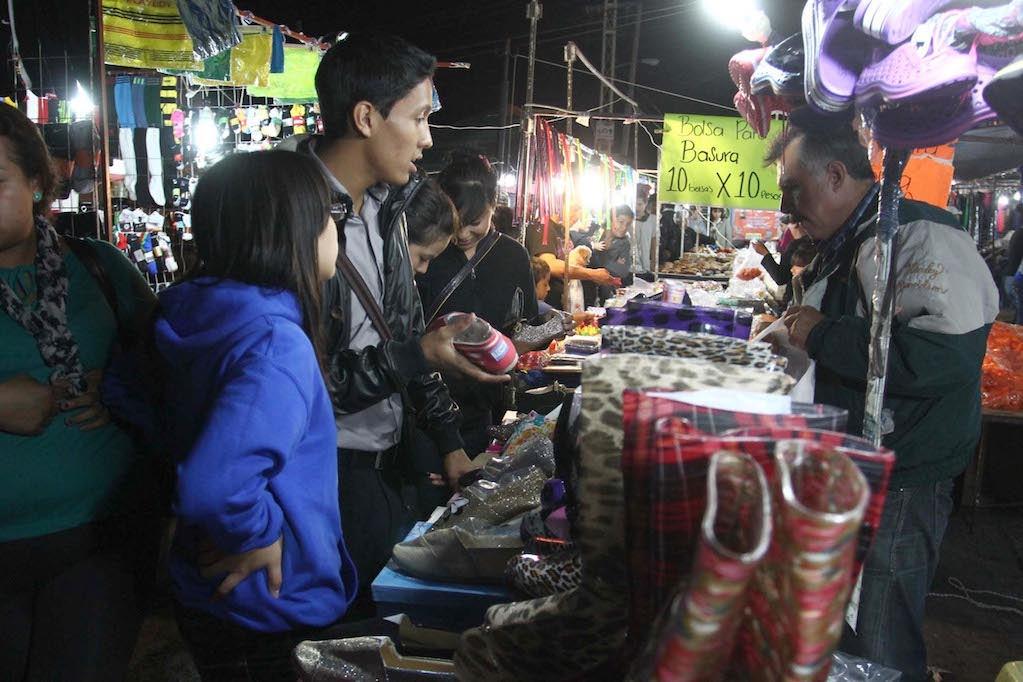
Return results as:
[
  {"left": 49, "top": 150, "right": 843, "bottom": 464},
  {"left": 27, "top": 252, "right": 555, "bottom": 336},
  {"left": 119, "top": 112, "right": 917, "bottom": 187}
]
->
[{"left": 156, "top": 150, "right": 358, "bottom": 678}]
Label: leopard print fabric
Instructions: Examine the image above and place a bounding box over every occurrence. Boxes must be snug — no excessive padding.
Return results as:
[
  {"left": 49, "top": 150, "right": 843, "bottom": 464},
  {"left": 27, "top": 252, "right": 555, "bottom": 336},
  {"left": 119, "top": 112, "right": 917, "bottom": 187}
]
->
[
  {"left": 506, "top": 546, "right": 582, "bottom": 598},
  {"left": 601, "top": 326, "right": 787, "bottom": 372},
  {"left": 454, "top": 354, "right": 794, "bottom": 681}
]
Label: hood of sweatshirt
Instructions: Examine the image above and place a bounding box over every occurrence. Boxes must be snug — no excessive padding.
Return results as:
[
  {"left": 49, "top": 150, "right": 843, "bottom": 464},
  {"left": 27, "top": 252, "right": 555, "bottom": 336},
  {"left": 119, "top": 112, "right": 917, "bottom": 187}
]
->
[{"left": 155, "top": 278, "right": 303, "bottom": 366}]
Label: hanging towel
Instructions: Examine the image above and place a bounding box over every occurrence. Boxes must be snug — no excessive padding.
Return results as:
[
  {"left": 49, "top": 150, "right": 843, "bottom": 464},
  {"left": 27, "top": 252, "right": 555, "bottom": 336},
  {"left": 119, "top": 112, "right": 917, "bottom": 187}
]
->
[
  {"left": 270, "top": 26, "right": 285, "bottom": 73},
  {"left": 247, "top": 45, "right": 320, "bottom": 102},
  {"left": 193, "top": 30, "right": 271, "bottom": 87},
  {"left": 102, "top": 0, "right": 203, "bottom": 71}
]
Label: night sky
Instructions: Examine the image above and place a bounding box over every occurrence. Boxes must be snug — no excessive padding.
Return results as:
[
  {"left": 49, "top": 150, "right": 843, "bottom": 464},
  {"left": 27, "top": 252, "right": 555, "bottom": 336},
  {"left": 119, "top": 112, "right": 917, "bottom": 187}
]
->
[
  {"left": 2, "top": 0, "right": 802, "bottom": 171},
  {"left": 237, "top": 0, "right": 803, "bottom": 170}
]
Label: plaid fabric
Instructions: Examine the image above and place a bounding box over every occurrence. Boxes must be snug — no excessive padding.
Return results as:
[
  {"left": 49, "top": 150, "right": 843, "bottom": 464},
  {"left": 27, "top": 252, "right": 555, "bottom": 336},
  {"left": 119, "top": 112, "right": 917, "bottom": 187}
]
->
[
  {"left": 621, "top": 391, "right": 850, "bottom": 649},
  {"left": 621, "top": 393, "right": 894, "bottom": 679}
]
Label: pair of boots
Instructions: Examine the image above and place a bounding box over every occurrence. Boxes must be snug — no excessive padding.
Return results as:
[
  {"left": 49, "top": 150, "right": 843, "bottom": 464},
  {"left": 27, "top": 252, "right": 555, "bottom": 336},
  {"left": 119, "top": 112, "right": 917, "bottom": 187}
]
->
[{"left": 637, "top": 441, "right": 872, "bottom": 682}]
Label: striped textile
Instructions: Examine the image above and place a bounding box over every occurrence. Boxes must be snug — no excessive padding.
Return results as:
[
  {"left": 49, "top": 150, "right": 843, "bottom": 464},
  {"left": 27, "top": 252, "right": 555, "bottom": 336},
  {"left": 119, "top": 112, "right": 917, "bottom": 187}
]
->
[{"left": 102, "top": 0, "right": 202, "bottom": 70}]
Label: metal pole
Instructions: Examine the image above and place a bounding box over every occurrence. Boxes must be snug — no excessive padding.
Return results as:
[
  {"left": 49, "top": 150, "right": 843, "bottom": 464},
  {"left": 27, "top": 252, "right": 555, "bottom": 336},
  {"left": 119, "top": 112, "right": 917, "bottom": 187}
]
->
[
  {"left": 519, "top": 0, "right": 541, "bottom": 227},
  {"left": 862, "top": 146, "right": 911, "bottom": 445},
  {"left": 623, "top": 1, "right": 641, "bottom": 158},
  {"left": 498, "top": 38, "right": 511, "bottom": 170},
  {"left": 525, "top": 0, "right": 542, "bottom": 109},
  {"left": 600, "top": 0, "right": 617, "bottom": 112},
  {"left": 565, "top": 43, "right": 575, "bottom": 137},
  {"left": 94, "top": 0, "right": 113, "bottom": 242}
]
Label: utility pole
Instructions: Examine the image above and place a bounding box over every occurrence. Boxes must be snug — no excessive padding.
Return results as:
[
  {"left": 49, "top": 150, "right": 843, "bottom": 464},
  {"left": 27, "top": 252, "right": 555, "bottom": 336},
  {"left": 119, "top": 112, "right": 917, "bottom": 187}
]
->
[
  {"left": 517, "top": 0, "right": 542, "bottom": 225},
  {"left": 623, "top": 1, "right": 642, "bottom": 160},
  {"left": 565, "top": 42, "right": 576, "bottom": 136},
  {"left": 498, "top": 38, "right": 512, "bottom": 169},
  {"left": 600, "top": 0, "right": 618, "bottom": 113}
]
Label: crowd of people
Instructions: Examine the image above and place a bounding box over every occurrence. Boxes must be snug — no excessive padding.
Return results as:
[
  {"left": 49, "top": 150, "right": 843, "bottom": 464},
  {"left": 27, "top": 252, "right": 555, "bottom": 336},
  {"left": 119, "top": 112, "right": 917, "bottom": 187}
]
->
[{"left": 0, "top": 25, "right": 1003, "bottom": 682}]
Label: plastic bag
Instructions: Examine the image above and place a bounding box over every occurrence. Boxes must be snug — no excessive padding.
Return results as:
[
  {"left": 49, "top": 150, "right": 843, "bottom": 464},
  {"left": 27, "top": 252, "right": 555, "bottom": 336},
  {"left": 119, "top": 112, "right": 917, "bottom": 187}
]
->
[
  {"left": 982, "top": 321, "right": 1023, "bottom": 411},
  {"left": 826, "top": 651, "right": 902, "bottom": 681},
  {"left": 174, "top": 0, "right": 241, "bottom": 60}
]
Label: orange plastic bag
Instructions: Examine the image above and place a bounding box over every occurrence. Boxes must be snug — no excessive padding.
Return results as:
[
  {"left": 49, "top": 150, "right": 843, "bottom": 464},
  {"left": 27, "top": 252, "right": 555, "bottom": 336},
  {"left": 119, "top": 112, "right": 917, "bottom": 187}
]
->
[{"left": 981, "top": 322, "right": 1023, "bottom": 411}]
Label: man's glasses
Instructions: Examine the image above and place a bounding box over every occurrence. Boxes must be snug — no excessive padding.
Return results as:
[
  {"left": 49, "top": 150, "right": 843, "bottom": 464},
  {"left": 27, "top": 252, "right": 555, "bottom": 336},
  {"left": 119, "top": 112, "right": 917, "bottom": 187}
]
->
[{"left": 330, "top": 195, "right": 353, "bottom": 227}]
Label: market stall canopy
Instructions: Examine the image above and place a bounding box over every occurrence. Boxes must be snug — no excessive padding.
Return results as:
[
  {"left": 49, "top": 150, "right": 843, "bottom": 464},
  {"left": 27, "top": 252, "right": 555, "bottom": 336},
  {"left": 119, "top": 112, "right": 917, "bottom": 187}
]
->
[{"left": 953, "top": 126, "right": 1023, "bottom": 182}]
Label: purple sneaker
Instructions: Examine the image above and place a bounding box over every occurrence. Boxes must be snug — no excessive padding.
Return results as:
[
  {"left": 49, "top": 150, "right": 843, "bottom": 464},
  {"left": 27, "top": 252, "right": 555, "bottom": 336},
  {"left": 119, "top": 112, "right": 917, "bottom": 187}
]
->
[
  {"left": 854, "top": 0, "right": 959, "bottom": 45},
  {"left": 805, "top": 0, "right": 879, "bottom": 112},
  {"left": 874, "top": 61, "right": 999, "bottom": 147},
  {"left": 856, "top": 9, "right": 978, "bottom": 105}
]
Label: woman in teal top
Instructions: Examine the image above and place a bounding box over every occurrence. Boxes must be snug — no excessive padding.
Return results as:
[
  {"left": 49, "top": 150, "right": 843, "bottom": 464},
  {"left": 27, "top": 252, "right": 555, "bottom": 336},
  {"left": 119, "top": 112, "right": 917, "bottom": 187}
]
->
[{"left": 0, "top": 104, "right": 153, "bottom": 680}]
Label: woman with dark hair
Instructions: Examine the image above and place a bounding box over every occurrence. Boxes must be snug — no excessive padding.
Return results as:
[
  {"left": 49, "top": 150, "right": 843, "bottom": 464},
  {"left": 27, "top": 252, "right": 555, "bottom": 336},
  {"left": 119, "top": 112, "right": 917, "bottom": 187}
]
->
[
  {"left": 405, "top": 176, "right": 457, "bottom": 275},
  {"left": 155, "top": 150, "right": 360, "bottom": 678},
  {"left": 416, "top": 150, "right": 539, "bottom": 456},
  {"left": 0, "top": 104, "right": 155, "bottom": 680}
]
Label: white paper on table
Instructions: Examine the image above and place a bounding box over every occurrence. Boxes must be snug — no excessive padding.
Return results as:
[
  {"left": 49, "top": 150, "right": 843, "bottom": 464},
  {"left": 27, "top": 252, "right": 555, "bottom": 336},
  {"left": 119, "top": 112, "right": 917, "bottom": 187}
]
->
[
  {"left": 845, "top": 568, "right": 863, "bottom": 632},
  {"left": 751, "top": 317, "right": 815, "bottom": 403},
  {"left": 647, "top": 388, "right": 792, "bottom": 415}
]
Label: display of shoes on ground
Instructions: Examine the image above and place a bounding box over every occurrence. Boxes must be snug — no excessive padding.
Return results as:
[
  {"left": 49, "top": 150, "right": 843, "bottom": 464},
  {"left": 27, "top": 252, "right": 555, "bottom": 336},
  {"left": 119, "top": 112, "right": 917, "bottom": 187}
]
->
[
  {"left": 391, "top": 517, "right": 526, "bottom": 584},
  {"left": 727, "top": 0, "right": 1023, "bottom": 147},
  {"left": 475, "top": 434, "right": 555, "bottom": 483},
  {"left": 601, "top": 326, "right": 787, "bottom": 371},
  {"left": 505, "top": 542, "right": 583, "bottom": 599},
  {"left": 428, "top": 466, "right": 547, "bottom": 534},
  {"left": 293, "top": 636, "right": 455, "bottom": 681},
  {"left": 454, "top": 356, "right": 798, "bottom": 682}
]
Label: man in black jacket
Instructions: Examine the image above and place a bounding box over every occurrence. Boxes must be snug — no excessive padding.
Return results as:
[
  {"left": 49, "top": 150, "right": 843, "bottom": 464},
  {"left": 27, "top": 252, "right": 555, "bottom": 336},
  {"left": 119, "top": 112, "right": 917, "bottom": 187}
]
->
[{"left": 282, "top": 33, "right": 508, "bottom": 607}]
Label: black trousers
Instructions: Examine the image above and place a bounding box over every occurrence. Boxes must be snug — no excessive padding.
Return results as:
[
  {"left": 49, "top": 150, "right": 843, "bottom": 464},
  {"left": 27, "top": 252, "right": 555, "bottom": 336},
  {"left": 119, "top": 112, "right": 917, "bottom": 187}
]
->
[
  {"left": 175, "top": 603, "right": 399, "bottom": 682},
  {"left": 0, "top": 522, "right": 141, "bottom": 682},
  {"left": 337, "top": 449, "right": 418, "bottom": 619}
]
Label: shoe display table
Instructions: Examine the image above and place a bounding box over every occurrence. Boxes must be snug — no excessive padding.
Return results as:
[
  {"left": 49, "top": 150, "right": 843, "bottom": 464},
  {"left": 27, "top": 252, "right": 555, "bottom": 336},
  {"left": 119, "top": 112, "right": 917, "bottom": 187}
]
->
[{"left": 372, "top": 522, "right": 514, "bottom": 632}]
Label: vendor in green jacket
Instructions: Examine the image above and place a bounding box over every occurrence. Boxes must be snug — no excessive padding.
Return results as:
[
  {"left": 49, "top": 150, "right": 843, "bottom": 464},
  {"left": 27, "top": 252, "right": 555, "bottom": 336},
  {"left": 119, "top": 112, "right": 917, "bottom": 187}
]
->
[{"left": 768, "top": 112, "right": 999, "bottom": 682}]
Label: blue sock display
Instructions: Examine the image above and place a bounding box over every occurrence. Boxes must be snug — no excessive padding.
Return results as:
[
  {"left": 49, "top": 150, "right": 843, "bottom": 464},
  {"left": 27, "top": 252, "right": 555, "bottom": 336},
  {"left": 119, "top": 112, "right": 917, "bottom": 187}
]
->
[
  {"left": 114, "top": 76, "right": 134, "bottom": 129},
  {"left": 131, "top": 77, "right": 148, "bottom": 129}
]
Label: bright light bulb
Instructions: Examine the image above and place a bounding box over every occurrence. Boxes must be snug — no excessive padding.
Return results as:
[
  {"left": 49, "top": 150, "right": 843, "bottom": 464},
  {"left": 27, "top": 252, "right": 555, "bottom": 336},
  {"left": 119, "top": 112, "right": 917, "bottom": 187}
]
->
[
  {"left": 499, "top": 173, "right": 517, "bottom": 190},
  {"left": 1014, "top": 191, "right": 1021, "bottom": 202},
  {"left": 552, "top": 175, "right": 565, "bottom": 195},
  {"left": 581, "top": 170, "right": 604, "bottom": 211},
  {"left": 703, "top": 0, "right": 761, "bottom": 26},
  {"left": 69, "top": 81, "right": 94, "bottom": 120},
  {"left": 998, "top": 194, "right": 1010, "bottom": 208},
  {"left": 194, "top": 118, "right": 219, "bottom": 154}
]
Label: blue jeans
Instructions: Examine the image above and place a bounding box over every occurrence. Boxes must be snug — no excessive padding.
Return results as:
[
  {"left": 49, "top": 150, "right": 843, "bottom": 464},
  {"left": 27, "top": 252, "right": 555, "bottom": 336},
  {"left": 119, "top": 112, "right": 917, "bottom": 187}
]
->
[
  {"left": 840, "top": 479, "right": 955, "bottom": 682},
  {"left": 1014, "top": 273, "right": 1023, "bottom": 324}
]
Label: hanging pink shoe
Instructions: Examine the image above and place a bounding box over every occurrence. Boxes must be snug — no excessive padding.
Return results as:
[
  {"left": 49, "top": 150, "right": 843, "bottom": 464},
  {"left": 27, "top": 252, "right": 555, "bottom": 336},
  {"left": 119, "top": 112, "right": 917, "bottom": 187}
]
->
[
  {"left": 729, "top": 47, "right": 770, "bottom": 97},
  {"left": 734, "top": 91, "right": 772, "bottom": 139}
]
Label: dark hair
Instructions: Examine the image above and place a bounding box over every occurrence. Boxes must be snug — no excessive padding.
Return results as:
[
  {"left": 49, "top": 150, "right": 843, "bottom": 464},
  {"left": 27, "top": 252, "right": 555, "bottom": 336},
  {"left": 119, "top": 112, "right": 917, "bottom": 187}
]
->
[
  {"left": 765, "top": 122, "right": 875, "bottom": 182},
  {"left": 316, "top": 32, "right": 436, "bottom": 139},
  {"left": 406, "top": 177, "right": 458, "bottom": 246},
  {"left": 0, "top": 104, "right": 58, "bottom": 217},
  {"left": 189, "top": 150, "right": 331, "bottom": 368},
  {"left": 438, "top": 149, "right": 498, "bottom": 227},
  {"left": 615, "top": 204, "right": 635, "bottom": 219},
  {"left": 531, "top": 256, "right": 551, "bottom": 284},
  {"left": 790, "top": 240, "right": 818, "bottom": 267},
  {"left": 492, "top": 205, "right": 515, "bottom": 236}
]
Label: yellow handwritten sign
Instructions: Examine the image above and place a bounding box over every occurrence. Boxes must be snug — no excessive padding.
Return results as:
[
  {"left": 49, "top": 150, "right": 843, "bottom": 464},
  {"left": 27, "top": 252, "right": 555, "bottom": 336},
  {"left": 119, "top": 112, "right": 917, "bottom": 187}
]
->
[{"left": 658, "top": 114, "right": 784, "bottom": 210}]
